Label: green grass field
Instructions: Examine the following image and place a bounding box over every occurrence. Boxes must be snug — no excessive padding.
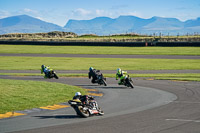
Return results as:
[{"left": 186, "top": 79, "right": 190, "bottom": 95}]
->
[
  {"left": 0, "top": 56, "right": 199, "bottom": 70},
  {"left": 0, "top": 45, "right": 200, "bottom": 55},
  {"left": 0, "top": 79, "right": 86, "bottom": 114}
]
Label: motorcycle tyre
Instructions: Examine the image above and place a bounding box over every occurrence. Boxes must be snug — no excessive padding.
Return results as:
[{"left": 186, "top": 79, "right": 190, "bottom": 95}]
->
[
  {"left": 128, "top": 80, "right": 134, "bottom": 88},
  {"left": 102, "top": 79, "right": 107, "bottom": 86},
  {"left": 54, "top": 73, "right": 59, "bottom": 79},
  {"left": 75, "top": 106, "right": 90, "bottom": 118},
  {"left": 125, "top": 78, "right": 134, "bottom": 88}
]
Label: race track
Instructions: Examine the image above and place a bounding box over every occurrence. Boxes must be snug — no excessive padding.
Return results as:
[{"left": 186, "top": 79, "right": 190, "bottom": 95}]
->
[{"left": 0, "top": 54, "right": 200, "bottom": 133}]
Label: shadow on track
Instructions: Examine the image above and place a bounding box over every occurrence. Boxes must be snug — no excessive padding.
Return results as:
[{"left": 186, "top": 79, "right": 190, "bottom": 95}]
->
[
  {"left": 76, "top": 84, "right": 133, "bottom": 89},
  {"left": 98, "top": 86, "right": 133, "bottom": 89},
  {"left": 76, "top": 84, "right": 100, "bottom": 86},
  {"left": 34, "top": 115, "right": 79, "bottom": 119}
]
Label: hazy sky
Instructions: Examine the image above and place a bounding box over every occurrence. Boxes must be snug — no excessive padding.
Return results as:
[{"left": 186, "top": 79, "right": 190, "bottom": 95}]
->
[{"left": 0, "top": 0, "right": 199, "bottom": 26}]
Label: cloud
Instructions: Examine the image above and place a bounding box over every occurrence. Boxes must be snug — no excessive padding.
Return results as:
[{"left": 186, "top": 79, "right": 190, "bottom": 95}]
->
[
  {"left": 0, "top": 10, "right": 11, "bottom": 19},
  {"left": 23, "top": 8, "right": 38, "bottom": 14},
  {"left": 72, "top": 8, "right": 91, "bottom": 16},
  {"left": 95, "top": 9, "right": 113, "bottom": 17},
  {"left": 96, "top": 9, "right": 104, "bottom": 16}
]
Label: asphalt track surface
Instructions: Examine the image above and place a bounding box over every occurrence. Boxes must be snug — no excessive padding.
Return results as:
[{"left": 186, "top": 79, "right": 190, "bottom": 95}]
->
[
  {"left": 0, "top": 76, "right": 200, "bottom": 133},
  {"left": 0, "top": 54, "right": 200, "bottom": 133}
]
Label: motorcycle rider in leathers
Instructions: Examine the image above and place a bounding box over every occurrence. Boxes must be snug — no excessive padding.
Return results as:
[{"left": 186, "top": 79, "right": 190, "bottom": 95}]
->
[
  {"left": 73, "top": 92, "right": 99, "bottom": 110},
  {"left": 88, "top": 67, "right": 102, "bottom": 83},
  {"left": 116, "top": 68, "right": 127, "bottom": 85},
  {"left": 41, "top": 65, "right": 52, "bottom": 78}
]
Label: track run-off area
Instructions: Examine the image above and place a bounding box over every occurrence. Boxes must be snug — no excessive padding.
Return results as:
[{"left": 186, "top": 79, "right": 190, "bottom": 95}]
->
[{"left": 0, "top": 54, "right": 200, "bottom": 133}]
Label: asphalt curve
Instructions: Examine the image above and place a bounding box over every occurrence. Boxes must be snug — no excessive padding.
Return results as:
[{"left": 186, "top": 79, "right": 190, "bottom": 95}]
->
[
  {"left": 1, "top": 76, "right": 200, "bottom": 133},
  {"left": 0, "top": 76, "right": 177, "bottom": 133}
]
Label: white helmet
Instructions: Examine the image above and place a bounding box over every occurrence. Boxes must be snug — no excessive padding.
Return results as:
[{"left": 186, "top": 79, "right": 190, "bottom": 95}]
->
[{"left": 75, "top": 92, "right": 81, "bottom": 96}]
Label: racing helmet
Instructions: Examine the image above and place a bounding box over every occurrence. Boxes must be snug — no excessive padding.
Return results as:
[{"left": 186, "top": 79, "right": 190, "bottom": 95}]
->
[
  {"left": 41, "top": 65, "right": 45, "bottom": 70},
  {"left": 117, "top": 68, "right": 121, "bottom": 72},
  {"left": 75, "top": 92, "right": 81, "bottom": 96},
  {"left": 117, "top": 68, "right": 122, "bottom": 75},
  {"left": 89, "top": 67, "right": 94, "bottom": 71}
]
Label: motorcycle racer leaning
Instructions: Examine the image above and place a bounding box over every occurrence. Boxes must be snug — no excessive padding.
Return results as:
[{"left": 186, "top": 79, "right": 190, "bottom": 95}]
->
[
  {"left": 116, "top": 68, "right": 127, "bottom": 85},
  {"left": 41, "top": 65, "right": 52, "bottom": 78},
  {"left": 88, "top": 67, "right": 102, "bottom": 83},
  {"left": 73, "top": 92, "right": 99, "bottom": 110}
]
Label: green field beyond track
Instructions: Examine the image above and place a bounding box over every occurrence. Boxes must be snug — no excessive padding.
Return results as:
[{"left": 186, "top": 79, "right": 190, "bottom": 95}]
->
[
  {"left": 0, "top": 79, "right": 86, "bottom": 114},
  {"left": 0, "top": 45, "right": 200, "bottom": 55},
  {"left": 0, "top": 56, "right": 199, "bottom": 70}
]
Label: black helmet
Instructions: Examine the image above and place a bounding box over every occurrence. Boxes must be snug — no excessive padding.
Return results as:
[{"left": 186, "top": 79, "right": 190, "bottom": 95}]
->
[
  {"left": 41, "top": 65, "right": 45, "bottom": 69},
  {"left": 89, "top": 67, "right": 94, "bottom": 71}
]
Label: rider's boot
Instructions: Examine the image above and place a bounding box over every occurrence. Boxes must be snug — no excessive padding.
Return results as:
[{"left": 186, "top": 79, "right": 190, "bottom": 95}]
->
[{"left": 118, "top": 81, "right": 123, "bottom": 85}]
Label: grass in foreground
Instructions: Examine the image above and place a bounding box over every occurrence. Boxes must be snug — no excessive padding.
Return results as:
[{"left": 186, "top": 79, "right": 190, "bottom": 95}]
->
[
  {"left": 0, "top": 79, "right": 86, "bottom": 114},
  {"left": 0, "top": 56, "right": 200, "bottom": 70},
  {"left": 0, "top": 45, "right": 200, "bottom": 55}
]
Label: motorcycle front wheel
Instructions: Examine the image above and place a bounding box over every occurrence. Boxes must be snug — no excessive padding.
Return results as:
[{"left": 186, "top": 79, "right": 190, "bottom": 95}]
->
[
  {"left": 102, "top": 79, "right": 107, "bottom": 86},
  {"left": 128, "top": 80, "right": 134, "bottom": 88},
  {"left": 54, "top": 73, "right": 59, "bottom": 79},
  {"left": 126, "top": 78, "right": 134, "bottom": 88}
]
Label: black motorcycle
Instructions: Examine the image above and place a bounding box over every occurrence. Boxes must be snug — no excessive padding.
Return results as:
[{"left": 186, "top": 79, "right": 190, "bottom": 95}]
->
[
  {"left": 121, "top": 75, "right": 134, "bottom": 88},
  {"left": 45, "top": 70, "right": 59, "bottom": 79},
  {"left": 97, "top": 74, "right": 107, "bottom": 86},
  {"left": 68, "top": 98, "right": 104, "bottom": 118}
]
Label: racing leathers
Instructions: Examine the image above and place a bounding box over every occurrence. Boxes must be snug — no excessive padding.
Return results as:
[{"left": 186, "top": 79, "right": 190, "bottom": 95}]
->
[
  {"left": 73, "top": 95, "right": 98, "bottom": 109},
  {"left": 41, "top": 65, "right": 51, "bottom": 78},
  {"left": 116, "top": 69, "right": 127, "bottom": 85},
  {"left": 88, "top": 69, "right": 102, "bottom": 83}
]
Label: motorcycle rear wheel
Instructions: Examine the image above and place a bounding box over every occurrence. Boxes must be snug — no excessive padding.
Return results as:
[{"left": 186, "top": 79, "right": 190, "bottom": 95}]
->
[{"left": 75, "top": 106, "right": 90, "bottom": 118}]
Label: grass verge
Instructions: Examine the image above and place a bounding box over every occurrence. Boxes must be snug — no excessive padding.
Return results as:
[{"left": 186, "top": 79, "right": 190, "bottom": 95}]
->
[
  {"left": 0, "top": 79, "right": 86, "bottom": 114},
  {"left": 0, "top": 56, "right": 200, "bottom": 70},
  {"left": 0, "top": 45, "right": 200, "bottom": 55}
]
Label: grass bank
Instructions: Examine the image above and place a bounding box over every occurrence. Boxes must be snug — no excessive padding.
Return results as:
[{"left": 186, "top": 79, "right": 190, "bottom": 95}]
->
[
  {"left": 0, "top": 56, "right": 199, "bottom": 70},
  {"left": 0, "top": 45, "right": 200, "bottom": 55},
  {"left": 0, "top": 79, "right": 86, "bottom": 114}
]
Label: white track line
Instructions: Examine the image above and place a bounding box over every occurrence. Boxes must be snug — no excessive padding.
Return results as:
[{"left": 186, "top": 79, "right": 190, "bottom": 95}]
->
[{"left": 166, "top": 119, "right": 200, "bottom": 123}]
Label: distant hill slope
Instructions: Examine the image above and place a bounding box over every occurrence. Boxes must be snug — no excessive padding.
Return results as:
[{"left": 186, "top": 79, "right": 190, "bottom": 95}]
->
[
  {"left": 0, "top": 15, "right": 63, "bottom": 34},
  {"left": 0, "top": 15, "right": 200, "bottom": 35}
]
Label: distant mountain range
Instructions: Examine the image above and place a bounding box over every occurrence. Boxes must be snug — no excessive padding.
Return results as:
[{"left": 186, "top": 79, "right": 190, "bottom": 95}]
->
[{"left": 0, "top": 15, "right": 200, "bottom": 35}]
